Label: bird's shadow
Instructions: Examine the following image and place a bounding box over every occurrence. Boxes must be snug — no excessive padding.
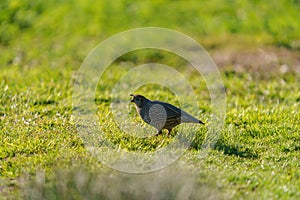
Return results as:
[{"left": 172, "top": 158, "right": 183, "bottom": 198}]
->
[
  {"left": 214, "top": 141, "right": 259, "bottom": 158},
  {"left": 190, "top": 137, "right": 258, "bottom": 159}
]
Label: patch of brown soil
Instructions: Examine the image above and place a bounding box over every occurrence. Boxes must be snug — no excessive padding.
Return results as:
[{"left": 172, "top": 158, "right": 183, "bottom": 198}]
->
[{"left": 211, "top": 47, "right": 300, "bottom": 74}]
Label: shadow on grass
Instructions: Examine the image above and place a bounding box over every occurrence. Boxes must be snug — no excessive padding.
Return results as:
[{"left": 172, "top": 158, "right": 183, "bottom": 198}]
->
[
  {"left": 190, "top": 135, "right": 259, "bottom": 159},
  {"left": 214, "top": 141, "right": 259, "bottom": 159},
  {"left": 94, "top": 97, "right": 110, "bottom": 104},
  {"left": 33, "top": 99, "right": 57, "bottom": 106}
]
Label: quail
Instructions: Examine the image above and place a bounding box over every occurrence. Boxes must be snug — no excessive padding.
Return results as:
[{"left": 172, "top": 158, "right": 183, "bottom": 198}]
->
[{"left": 130, "top": 94, "right": 204, "bottom": 135}]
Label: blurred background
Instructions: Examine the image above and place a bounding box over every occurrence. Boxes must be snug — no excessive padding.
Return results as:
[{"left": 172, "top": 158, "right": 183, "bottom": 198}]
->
[{"left": 1, "top": 0, "right": 299, "bottom": 70}]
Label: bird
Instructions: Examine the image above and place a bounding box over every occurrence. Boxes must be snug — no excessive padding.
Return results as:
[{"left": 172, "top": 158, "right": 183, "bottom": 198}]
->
[{"left": 130, "top": 94, "right": 204, "bottom": 135}]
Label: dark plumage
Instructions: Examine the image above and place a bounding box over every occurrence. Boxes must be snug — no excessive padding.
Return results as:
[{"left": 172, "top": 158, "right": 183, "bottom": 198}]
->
[{"left": 130, "top": 94, "right": 204, "bottom": 135}]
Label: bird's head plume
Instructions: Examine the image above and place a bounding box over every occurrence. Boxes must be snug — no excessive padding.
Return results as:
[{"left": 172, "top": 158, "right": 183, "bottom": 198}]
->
[{"left": 130, "top": 94, "right": 149, "bottom": 108}]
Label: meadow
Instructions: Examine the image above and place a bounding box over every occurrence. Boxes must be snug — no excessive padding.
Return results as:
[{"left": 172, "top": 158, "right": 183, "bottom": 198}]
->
[{"left": 0, "top": 0, "right": 300, "bottom": 199}]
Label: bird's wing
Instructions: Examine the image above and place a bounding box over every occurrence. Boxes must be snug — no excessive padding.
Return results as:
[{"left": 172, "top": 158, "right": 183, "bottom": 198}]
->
[
  {"left": 156, "top": 101, "right": 200, "bottom": 123},
  {"left": 162, "top": 102, "right": 182, "bottom": 118},
  {"left": 148, "top": 104, "right": 167, "bottom": 131}
]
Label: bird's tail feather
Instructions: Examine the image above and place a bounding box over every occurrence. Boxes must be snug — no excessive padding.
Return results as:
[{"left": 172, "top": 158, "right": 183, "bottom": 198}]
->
[
  {"left": 198, "top": 120, "right": 205, "bottom": 125},
  {"left": 181, "top": 114, "right": 203, "bottom": 124}
]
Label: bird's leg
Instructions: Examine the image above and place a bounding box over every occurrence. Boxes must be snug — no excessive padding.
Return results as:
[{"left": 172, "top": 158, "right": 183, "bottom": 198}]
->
[{"left": 168, "top": 128, "right": 179, "bottom": 136}]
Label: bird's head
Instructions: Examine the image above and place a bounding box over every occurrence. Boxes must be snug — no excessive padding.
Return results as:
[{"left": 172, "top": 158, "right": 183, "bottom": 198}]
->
[{"left": 130, "top": 94, "right": 149, "bottom": 108}]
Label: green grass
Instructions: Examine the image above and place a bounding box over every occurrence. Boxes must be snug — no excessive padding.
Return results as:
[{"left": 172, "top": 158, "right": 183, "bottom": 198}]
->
[
  {"left": 1, "top": 0, "right": 300, "bottom": 199},
  {"left": 1, "top": 63, "right": 299, "bottom": 199}
]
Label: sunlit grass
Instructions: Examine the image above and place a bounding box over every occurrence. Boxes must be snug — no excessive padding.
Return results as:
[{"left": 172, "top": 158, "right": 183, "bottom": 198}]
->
[
  {"left": 1, "top": 0, "right": 300, "bottom": 199},
  {"left": 1, "top": 62, "right": 300, "bottom": 199}
]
